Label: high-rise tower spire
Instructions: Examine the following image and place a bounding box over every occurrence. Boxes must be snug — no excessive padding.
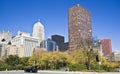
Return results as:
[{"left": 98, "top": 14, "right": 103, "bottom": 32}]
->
[{"left": 32, "top": 19, "right": 45, "bottom": 42}]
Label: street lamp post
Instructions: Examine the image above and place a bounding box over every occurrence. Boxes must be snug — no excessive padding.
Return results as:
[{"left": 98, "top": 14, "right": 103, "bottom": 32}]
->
[
  {"left": 98, "top": 40, "right": 102, "bottom": 72},
  {"left": 33, "top": 48, "right": 36, "bottom": 69}
]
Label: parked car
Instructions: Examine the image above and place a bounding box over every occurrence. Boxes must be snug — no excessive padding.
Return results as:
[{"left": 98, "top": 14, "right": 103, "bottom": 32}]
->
[{"left": 24, "top": 66, "right": 37, "bottom": 73}]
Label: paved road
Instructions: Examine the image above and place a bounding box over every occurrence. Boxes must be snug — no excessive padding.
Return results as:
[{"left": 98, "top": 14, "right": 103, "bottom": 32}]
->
[{"left": 0, "top": 70, "right": 119, "bottom": 74}]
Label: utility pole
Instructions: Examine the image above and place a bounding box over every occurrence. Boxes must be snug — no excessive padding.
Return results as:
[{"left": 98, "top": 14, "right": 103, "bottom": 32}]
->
[{"left": 98, "top": 40, "right": 102, "bottom": 72}]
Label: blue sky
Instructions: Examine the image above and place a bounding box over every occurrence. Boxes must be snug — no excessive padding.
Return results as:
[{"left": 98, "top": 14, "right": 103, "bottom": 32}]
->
[{"left": 0, "top": 0, "right": 120, "bottom": 51}]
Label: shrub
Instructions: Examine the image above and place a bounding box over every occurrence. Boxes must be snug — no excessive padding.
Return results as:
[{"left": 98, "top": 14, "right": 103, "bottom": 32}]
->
[{"left": 68, "top": 64, "right": 87, "bottom": 71}]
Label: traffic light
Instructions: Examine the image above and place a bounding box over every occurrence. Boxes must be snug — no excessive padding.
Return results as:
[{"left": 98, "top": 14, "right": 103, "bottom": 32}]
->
[{"left": 96, "top": 55, "right": 99, "bottom": 62}]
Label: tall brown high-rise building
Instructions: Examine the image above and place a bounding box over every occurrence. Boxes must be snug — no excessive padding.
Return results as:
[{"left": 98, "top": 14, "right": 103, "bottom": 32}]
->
[
  {"left": 68, "top": 4, "right": 92, "bottom": 50},
  {"left": 100, "top": 39, "right": 112, "bottom": 56}
]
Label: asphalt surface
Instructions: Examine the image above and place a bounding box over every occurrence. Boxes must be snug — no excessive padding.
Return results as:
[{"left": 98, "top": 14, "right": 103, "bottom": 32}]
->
[{"left": 0, "top": 70, "right": 119, "bottom": 74}]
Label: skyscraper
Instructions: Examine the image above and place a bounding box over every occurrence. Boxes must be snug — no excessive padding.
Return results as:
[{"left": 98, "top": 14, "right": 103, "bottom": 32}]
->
[
  {"left": 52, "top": 35, "right": 64, "bottom": 51},
  {"left": 40, "top": 38, "right": 57, "bottom": 51},
  {"left": 100, "top": 39, "right": 112, "bottom": 56},
  {"left": 68, "top": 4, "right": 92, "bottom": 50},
  {"left": 32, "top": 19, "right": 45, "bottom": 42}
]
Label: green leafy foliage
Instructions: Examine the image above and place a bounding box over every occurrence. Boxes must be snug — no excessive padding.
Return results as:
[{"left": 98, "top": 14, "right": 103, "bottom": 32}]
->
[
  {"left": 0, "top": 50, "right": 119, "bottom": 71},
  {"left": 5, "top": 55, "right": 20, "bottom": 66}
]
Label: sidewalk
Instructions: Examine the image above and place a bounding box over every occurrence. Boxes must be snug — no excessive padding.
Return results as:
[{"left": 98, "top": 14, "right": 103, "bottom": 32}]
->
[
  {"left": 0, "top": 70, "right": 119, "bottom": 74},
  {"left": 37, "top": 70, "right": 119, "bottom": 74}
]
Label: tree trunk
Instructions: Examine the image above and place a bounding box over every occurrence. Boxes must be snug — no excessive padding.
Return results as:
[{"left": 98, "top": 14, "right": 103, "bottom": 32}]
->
[{"left": 87, "top": 56, "right": 91, "bottom": 70}]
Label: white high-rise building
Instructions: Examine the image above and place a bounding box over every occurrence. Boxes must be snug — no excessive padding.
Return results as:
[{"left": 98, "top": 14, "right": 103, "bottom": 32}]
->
[
  {"left": 12, "top": 31, "right": 39, "bottom": 57},
  {"left": 32, "top": 19, "right": 44, "bottom": 42}
]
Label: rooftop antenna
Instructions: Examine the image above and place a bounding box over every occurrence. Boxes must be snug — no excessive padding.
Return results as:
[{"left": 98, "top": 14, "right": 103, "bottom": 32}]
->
[{"left": 38, "top": 19, "right": 40, "bottom": 22}]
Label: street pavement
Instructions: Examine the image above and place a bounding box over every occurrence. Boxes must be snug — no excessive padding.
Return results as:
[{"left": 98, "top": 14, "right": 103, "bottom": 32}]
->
[{"left": 0, "top": 70, "right": 119, "bottom": 74}]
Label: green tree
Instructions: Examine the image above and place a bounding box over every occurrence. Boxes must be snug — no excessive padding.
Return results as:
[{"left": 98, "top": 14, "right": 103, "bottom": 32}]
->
[
  {"left": 20, "top": 57, "right": 29, "bottom": 66},
  {"left": 5, "top": 55, "right": 20, "bottom": 66},
  {"left": 20, "top": 57, "right": 30, "bottom": 69},
  {"left": 4, "top": 55, "right": 21, "bottom": 70}
]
